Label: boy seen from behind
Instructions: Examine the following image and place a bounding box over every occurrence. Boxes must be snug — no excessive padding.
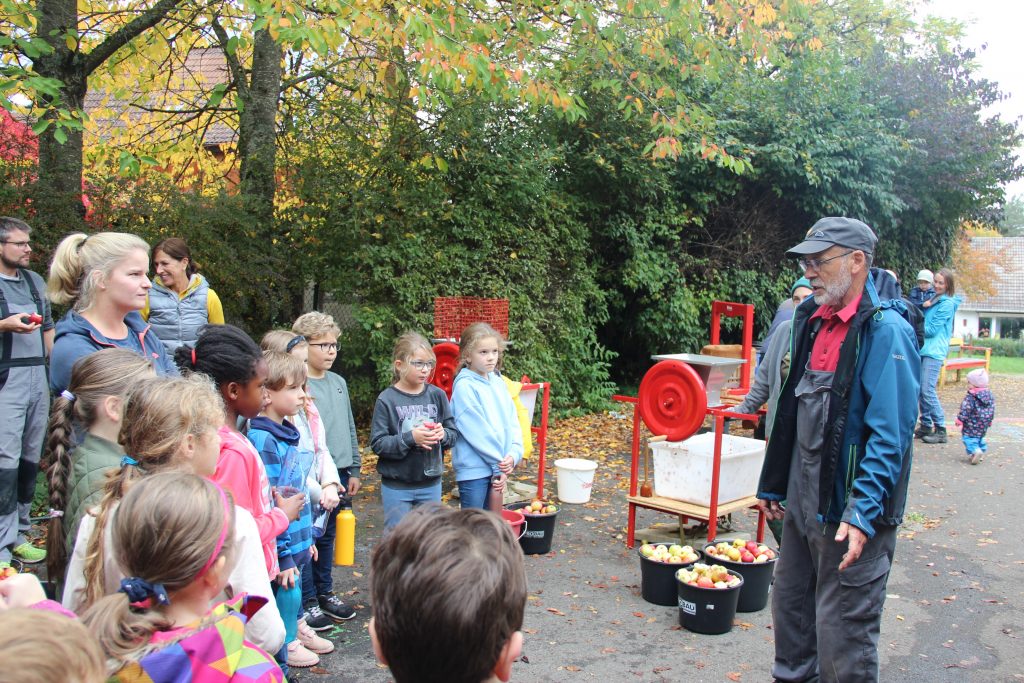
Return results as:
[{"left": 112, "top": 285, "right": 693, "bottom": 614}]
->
[
  {"left": 291, "top": 311, "right": 359, "bottom": 622},
  {"left": 370, "top": 505, "right": 526, "bottom": 683}
]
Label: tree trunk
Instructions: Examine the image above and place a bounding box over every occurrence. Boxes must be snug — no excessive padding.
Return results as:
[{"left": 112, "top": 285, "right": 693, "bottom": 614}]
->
[
  {"left": 238, "top": 28, "right": 282, "bottom": 221},
  {"left": 33, "top": 0, "right": 87, "bottom": 231}
]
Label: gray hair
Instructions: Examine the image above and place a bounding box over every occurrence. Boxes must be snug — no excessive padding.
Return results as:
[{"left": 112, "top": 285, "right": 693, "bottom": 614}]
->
[{"left": 0, "top": 216, "right": 31, "bottom": 242}]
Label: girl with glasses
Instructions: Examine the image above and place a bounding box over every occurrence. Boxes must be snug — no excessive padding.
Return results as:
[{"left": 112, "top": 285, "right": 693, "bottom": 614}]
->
[{"left": 369, "top": 332, "right": 457, "bottom": 530}]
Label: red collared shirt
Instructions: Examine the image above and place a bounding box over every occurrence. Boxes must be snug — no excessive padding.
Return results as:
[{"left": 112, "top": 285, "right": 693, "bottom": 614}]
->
[{"left": 808, "top": 294, "right": 863, "bottom": 371}]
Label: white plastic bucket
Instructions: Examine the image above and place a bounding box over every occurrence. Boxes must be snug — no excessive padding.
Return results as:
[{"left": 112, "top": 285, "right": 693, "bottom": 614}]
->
[{"left": 554, "top": 458, "right": 598, "bottom": 504}]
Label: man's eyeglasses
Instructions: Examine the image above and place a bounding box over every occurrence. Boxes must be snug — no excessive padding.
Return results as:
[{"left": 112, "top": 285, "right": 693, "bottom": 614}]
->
[
  {"left": 1, "top": 240, "right": 30, "bottom": 249},
  {"left": 310, "top": 342, "right": 339, "bottom": 352},
  {"left": 410, "top": 360, "right": 436, "bottom": 370},
  {"left": 798, "top": 250, "right": 854, "bottom": 272}
]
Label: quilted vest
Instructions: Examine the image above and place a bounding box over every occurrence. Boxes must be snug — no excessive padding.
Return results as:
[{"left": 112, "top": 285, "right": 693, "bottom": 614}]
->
[{"left": 147, "top": 275, "right": 210, "bottom": 354}]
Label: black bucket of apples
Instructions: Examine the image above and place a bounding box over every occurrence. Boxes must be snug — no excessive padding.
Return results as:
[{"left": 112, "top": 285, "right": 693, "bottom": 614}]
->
[{"left": 703, "top": 538, "right": 779, "bottom": 612}]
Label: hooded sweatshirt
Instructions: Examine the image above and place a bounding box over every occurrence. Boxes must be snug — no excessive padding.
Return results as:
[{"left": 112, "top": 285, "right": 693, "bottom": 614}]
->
[
  {"left": 450, "top": 368, "right": 524, "bottom": 482},
  {"left": 49, "top": 310, "right": 178, "bottom": 393},
  {"left": 247, "top": 417, "right": 313, "bottom": 572}
]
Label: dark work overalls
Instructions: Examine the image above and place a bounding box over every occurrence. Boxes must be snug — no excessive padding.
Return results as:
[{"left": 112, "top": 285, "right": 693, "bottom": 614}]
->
[{"left": 771, "top": 366, "right": 898, "bottom": 683}]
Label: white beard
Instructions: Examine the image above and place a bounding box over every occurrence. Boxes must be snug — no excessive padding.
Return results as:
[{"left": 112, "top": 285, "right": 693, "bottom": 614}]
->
[{"left": 813, "top": 258, "right": 853, "bottom": 307}]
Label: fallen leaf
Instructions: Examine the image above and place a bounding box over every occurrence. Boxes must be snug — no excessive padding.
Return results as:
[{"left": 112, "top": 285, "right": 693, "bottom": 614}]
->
[
  {"left": 547, "top": 607, "right": 566, "bottom": 616},
  {"left": 727, "top": 673, "right": 742, "bottom": 681},
  {"left": 565, "top": 665, "right": 581, "bottom": 671},
  {"left": 632, "top": 611, "right": 645, "bottom": 618}
]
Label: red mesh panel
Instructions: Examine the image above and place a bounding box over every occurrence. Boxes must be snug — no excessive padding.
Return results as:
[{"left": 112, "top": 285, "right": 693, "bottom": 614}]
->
[{"left": 433, "top": 297, "right": 509, "bottom": 341}]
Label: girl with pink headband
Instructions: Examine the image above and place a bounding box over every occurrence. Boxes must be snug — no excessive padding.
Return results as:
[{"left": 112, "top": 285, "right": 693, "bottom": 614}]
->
[
  {"left": 62, "top": 376, "right": 285, "bottom": 657},
  {"left": 82, "top": 472, "right": 284, "bottom": 681}
]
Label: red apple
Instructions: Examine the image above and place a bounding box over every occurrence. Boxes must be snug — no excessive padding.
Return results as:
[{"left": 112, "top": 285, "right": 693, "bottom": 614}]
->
[{"left": 696, "top": 576, "right": 714, "bottom": 589}]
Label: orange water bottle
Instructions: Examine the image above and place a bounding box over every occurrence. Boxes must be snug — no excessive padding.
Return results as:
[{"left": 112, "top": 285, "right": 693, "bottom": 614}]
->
[{"left": 334, "top": 506, "right": 356, "bottom": 566}]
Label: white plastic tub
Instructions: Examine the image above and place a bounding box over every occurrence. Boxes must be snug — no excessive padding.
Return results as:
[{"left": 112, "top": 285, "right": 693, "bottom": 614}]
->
[{"left": 650, "top": 432, "right": 765, "bottom": 506}]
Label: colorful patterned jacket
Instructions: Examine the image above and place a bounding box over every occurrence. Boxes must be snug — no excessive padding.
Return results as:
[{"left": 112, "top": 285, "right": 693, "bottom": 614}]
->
[
  {"left": 957, "top": 388, "right": 995, "bottom": 438},
  {"left": 112, "top": 595, "right": 284, "bottom": 683}
]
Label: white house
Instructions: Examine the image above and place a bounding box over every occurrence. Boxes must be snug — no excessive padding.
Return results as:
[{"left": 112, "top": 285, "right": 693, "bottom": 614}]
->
[{"left": 955, "top": 236, "right": 1024, "bottom": 340}]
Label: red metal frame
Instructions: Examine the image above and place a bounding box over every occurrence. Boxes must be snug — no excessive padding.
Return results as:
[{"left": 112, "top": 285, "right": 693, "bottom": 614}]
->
[
  {"left": 613, "top": 401, "right": 765, "bottom": 548},
  {"left": 709, "top": 300, "right": 755, "bottom": 394},
  {"left": 521, "top": 376, "right": 551, "bottom": 499}
]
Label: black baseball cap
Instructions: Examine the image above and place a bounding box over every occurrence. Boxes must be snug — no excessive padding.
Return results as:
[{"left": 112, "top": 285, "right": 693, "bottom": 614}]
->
[{"left": 786, "top": 217, "right": 877, "bottom": 257}]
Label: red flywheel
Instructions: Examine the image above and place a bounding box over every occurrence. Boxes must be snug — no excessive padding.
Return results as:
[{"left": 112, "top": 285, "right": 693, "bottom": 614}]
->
[{"left": 637, "top": 360, "right": 707, "bottom": 441}]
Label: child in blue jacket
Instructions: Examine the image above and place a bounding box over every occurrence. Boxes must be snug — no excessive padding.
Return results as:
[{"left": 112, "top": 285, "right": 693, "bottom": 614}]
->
[
  {"left": 248, "top": 351, "right": 322, "bottom": 670},
  {"left": 450, "top": 323, "right": 523, "bottom": 510}
]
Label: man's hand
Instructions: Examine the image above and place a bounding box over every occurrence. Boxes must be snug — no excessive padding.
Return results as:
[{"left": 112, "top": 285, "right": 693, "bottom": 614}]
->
[
  {"left": 497, "top": 455, "right": 515, "bottom": 474},
  {"left": 835, "top": 522, "right": 868, "bottom": 570},
  {"left": 347, "top": 476, "right": 361, "bottom": 496},
  {"left": 0, "top": 313, "right": 39, "bottom": 334},
  {"left": 310, "top": 544, "right": 318, "bottom": 563},
  {"left": 757, "top": 498, "right": 785, "bottom": 521}
]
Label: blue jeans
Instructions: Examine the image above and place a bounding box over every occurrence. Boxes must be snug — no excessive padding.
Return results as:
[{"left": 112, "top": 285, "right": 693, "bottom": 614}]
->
[
  {"left": 457, "top": 476, "right": 492, "bottom": 510},
  {"left": 381, "top": 480, "right": 442, "bottom": 530},
  {"left": 301, "top": 467, "right": 347, "bottom": 603},
  {"left": 962, "top": 434, "right": 987, "bottom": 455},
  {"left": 919, "top": 356, "right": 945, "bottom": 428}
]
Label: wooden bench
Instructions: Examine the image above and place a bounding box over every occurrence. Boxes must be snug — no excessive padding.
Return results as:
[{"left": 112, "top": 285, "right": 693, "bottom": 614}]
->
[{"left": 940, "top": 337, "right": 991, "bottom": 386}]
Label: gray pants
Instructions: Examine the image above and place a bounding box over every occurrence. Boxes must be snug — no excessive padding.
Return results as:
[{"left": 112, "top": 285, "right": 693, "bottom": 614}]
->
[
  {"left": 771, "top": 368, "right": 898, "bottom": 683},
  {"left": 0, "top": 366, "right": 48, "bottom": 560}
]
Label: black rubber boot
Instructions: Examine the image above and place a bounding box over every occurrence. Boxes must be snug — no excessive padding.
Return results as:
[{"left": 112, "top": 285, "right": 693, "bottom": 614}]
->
[
  {"left": 922, "top": 426, "right": 947, "bottom": 444},
  {"left": 914, "top": 423, "right": 933, "bottom": 439}
]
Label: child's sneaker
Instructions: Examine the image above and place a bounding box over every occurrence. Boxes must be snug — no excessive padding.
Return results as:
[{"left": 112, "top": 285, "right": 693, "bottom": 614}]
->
[
  {"left": 286, "top": 640, "right": 320, "bottom": 668},
  {"left": 302, "top": 599, "right": 334, "bottom": 631},
  {"left": 318, "top": 592, "right": 356, "bottom": 621},
  {"left": 12, "top": 542, "right": 45, "bottom": 564},
  {"left": 297, "top": 618, "right": 335, "bottom": 654},
  {"left": 969, "top": 449, "right": 984, "bottom": 465}
]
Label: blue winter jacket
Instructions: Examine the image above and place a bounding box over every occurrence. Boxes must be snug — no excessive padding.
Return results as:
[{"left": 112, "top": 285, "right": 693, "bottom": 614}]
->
[
  {"left": 450, "top": 369, "right": 524, "bottom": 483},
  {"left": 757, "top": 269, "right": 921, "bottom": 537},
  {"left": 248, "top": 417, "right": 314, "bottom": 572},
  {"left": 921, "top": 294, "right": 960, "bottom": 360},
  {"left": 49, "top": 310, "right": 178, "bottom": 393}
]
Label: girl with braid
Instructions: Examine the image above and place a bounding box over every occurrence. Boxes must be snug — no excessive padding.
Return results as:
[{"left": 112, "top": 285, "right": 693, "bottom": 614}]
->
[
  {"left": 43, "top": 348, "right": 155, "bottom": 589},
  {"left": 61, "top": 375, "right": 285, "bottom": 656}
]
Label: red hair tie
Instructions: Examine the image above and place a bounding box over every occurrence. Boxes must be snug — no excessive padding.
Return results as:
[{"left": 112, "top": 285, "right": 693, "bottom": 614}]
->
[{"left": 191, "top": 348, "right": 197, "bottom": 367}]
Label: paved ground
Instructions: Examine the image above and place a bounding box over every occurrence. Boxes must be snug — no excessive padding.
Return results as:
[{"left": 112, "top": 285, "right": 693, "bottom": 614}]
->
[
  {"left": 285, "top": 373, "right": 1023, "bottom": 682},
  {"left": 294, "top": 374, "right": 1024, "bottom": 682},
  {"left": 18, "top": 375, "right": 1010, "bottom": 682}
]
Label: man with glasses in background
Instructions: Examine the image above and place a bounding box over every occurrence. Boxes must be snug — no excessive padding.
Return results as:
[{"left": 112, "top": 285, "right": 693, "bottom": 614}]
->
[
  {"left": 0, "top": 217, "right": 53, "bottom": 569},
  {"left": 756, "top": 217, "right": 920, "bottom": 682}
]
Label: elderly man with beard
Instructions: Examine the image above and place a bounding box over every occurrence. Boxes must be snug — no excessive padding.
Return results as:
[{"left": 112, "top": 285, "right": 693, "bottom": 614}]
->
[
  {"left": 0, "top": 217, "right": 53, "bottom": 569},
  {"left": 756, "top": 217, "right": 920, "bottom": 683}
]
